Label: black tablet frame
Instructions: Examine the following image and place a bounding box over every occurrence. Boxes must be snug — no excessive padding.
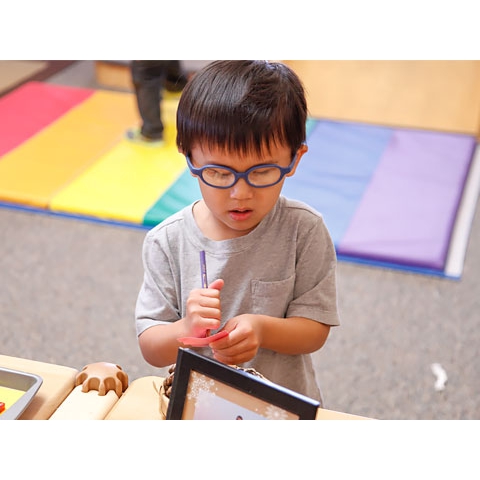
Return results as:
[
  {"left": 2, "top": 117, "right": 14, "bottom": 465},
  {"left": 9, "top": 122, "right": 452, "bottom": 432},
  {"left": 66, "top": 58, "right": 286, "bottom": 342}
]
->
[{"left": 166, "top": 348, "right": 320, "bottom": 420}]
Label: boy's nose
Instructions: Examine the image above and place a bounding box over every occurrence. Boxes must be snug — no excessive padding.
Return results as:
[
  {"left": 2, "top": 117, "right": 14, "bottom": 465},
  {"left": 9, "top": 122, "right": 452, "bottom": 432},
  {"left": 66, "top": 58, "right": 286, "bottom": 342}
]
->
[{"left": 229, "top": 178, "right": 254, "bottom": 199}]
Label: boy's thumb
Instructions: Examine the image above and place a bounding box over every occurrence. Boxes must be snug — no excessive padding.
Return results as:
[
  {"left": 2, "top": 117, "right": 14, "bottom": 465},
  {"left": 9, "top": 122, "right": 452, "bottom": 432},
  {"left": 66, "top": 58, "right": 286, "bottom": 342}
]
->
[{"left": 208, "top": 278, "right": 224, "bottom": 290}]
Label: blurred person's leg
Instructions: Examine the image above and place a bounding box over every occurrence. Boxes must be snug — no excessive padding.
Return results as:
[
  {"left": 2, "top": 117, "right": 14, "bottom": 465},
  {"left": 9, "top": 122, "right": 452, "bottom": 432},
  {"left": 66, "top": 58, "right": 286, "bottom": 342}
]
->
[{"left": 130, "top": 60, "right": 169, "bottom": 140}]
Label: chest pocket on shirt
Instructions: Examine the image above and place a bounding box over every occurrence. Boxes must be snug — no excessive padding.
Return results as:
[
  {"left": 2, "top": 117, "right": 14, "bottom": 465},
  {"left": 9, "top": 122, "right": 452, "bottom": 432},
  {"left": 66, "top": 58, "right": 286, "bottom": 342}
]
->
[{"left": 251, "top": 275, "right": 295, "bottom": 318}]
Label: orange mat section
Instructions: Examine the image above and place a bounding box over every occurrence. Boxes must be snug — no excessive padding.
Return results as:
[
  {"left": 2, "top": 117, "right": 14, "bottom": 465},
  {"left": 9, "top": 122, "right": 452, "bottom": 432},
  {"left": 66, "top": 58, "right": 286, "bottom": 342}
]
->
[
  {"left": 0, "top": 89, "right": 139, "bottom": 208},
  {"left": 49, "top": 96, "right": 183, "bottom": 224}
]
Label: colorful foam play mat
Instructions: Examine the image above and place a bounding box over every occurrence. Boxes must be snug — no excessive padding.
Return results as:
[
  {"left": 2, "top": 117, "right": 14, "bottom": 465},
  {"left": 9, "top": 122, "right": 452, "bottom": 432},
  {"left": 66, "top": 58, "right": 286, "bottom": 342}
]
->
[{"left": 1, "top": 81, "right": 479, "bottom": 279}]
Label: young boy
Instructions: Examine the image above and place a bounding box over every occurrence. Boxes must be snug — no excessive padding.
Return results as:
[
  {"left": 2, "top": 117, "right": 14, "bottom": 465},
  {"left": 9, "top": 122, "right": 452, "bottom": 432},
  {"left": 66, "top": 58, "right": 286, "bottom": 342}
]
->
[{"left": 135, "top": 60, "right": 340, "bottom": 404}]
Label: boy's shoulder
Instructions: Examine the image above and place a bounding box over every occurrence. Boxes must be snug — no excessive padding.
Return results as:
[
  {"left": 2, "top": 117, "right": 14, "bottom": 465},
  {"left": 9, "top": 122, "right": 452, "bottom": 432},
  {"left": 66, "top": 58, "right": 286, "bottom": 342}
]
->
[
  {"left": 146, "top": 203, "right": 193, "bottom": 239},
  {"left": 278, "top": 197, "right": 333, "bottom": 247},
  {"left": 279, "top": 196, "right": 324, "bottom": 221}
]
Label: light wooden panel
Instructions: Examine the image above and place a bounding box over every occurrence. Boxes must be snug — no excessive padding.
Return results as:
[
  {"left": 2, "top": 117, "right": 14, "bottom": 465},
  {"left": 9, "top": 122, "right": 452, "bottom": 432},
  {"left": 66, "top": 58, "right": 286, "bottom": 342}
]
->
[
  {"left": 95, "top": 61, "right": 133, "bottom": 91},
  {"left": 283, "top": 60, "right": 480, "bottom": 137},
  {"left": 0, "top": 60, "right": 47, "bottom": 94}
]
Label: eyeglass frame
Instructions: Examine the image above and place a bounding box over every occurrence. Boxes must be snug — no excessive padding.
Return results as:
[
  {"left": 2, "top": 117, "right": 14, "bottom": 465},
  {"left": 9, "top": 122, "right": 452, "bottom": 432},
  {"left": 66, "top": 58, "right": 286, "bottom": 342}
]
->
[{"left": 185, "top": 152, "right": 299, "bottom": 189}]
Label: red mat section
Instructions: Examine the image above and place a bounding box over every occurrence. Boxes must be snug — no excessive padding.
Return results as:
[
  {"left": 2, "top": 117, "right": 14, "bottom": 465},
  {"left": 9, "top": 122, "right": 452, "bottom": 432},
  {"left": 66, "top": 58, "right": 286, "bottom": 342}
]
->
[{"left": 0, "top": 81, "right": 94, "bottom": 157}]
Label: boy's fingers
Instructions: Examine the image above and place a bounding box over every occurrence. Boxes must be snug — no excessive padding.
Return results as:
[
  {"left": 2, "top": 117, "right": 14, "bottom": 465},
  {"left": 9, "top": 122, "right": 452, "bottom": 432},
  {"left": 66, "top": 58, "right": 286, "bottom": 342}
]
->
[{"left": 208, "top": 278, "right": 224, "bottom": 290}]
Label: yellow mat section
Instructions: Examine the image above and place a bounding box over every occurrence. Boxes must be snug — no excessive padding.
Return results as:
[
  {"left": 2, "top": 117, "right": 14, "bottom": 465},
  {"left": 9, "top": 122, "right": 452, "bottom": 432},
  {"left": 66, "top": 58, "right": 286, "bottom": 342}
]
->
[
  {"left": 0, "top": 89, "right": 139, "bottom": 208},
  {"left": 50, "top": 97, "right": 185, "bottom": 224}
]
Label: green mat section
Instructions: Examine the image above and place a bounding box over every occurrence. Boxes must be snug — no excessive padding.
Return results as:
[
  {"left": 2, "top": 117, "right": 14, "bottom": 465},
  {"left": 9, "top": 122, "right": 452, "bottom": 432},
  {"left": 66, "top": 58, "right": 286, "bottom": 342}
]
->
[{"left": 143, "top": 169, "right": 201, "bottom": 226}]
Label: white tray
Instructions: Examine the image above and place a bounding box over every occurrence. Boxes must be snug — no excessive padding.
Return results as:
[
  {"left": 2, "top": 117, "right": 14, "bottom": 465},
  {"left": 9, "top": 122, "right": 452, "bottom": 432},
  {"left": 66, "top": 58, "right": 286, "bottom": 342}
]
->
[{"left": 0, "top": 367, "right": 43, "bottom": 420}]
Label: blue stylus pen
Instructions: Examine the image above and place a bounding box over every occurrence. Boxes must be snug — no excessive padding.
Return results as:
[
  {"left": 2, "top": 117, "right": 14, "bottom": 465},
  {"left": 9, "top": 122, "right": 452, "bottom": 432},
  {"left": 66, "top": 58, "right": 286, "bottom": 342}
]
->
[
  {"left": 200, "top": 250, "right": 208, "bottom": 288},
  {"left": 200, "top": 250, "right": 210, "bottom": 337}
]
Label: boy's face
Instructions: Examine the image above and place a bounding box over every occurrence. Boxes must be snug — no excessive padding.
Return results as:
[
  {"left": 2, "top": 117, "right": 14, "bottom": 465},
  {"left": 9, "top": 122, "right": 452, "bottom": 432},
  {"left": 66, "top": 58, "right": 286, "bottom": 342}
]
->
[{"left": 189, "top": 143, "right": 308, "bottom": 240}]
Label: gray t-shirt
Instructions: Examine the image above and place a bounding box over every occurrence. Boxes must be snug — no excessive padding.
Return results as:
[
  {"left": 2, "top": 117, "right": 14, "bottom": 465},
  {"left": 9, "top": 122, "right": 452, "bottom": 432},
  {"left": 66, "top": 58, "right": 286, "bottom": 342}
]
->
[{"left": 135, "top": 195, "right": 340, "bottom": 404}]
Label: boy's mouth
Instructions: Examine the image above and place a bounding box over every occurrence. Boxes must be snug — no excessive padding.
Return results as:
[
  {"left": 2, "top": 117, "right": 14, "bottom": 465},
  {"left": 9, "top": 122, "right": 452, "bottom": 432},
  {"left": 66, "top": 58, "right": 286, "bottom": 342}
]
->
[{"left": 228, "top": 208, "right": 253, "bottom": 221}]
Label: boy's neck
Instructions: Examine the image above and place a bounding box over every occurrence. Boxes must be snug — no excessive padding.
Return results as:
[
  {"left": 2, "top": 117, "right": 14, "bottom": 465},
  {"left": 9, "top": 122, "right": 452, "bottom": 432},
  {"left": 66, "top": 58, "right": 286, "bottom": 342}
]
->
[{"left": 192, "top": 200, "right": 258, "bottom": 241}]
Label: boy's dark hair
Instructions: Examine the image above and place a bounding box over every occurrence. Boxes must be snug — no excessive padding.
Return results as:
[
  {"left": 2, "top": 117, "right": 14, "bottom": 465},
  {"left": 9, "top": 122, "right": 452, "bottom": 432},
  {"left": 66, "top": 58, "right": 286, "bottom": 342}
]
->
[{"left": 176, "top": 60, "right": 307, "bottom": 158}]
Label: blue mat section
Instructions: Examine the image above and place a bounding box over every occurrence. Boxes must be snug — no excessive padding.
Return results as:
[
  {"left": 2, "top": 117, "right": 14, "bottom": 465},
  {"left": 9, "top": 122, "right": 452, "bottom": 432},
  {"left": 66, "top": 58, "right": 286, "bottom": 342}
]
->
[{"left": 283, "top": 119, "right": 393, "bottom": 244}]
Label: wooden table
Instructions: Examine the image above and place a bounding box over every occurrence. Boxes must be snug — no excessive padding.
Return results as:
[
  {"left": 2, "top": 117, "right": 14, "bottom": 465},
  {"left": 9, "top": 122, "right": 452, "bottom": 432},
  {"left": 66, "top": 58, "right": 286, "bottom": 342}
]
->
[
  {"left": 105, "top": 376, "right": 370, "bottom": 420},
  {"left": 1, "top": 355, "right": 370, "bottom": 420},
  {"left": 0, "top": 354, "right": 78, "bottom": 419}
]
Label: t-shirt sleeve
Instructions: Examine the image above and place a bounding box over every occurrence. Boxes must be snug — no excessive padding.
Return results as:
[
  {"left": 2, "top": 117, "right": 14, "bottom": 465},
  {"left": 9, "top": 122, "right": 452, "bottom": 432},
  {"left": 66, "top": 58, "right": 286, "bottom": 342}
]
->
[
  {"left": 135, "top": 230, "right": 180, "bottom": 336},
  {"left": 286, "top": 217, "right": 340, "bottom": 326}
]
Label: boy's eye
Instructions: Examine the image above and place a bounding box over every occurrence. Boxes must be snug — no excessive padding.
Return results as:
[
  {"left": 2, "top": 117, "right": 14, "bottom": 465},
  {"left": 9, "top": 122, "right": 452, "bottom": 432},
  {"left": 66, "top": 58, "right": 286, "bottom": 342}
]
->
[
  {"left": 250, "top": 167, "right": 274, "bottom": 176},
  {"left": 202, "top": 168, "right": 235, "bottom": 185},
  {"left": 205, "top": 168, "right": 231, "bottom": 178}
]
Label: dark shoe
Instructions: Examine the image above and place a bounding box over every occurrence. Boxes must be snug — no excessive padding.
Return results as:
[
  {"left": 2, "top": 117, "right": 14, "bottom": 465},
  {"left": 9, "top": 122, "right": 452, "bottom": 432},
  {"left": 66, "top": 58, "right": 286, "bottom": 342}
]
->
[{"left": 125, "top": 128, "right": 164, "bottom": 146}]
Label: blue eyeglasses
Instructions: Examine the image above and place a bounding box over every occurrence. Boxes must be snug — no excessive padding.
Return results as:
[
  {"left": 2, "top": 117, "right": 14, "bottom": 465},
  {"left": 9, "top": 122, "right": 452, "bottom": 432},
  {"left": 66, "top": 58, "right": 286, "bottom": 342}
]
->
[{"left": 186, "top": 154, "right": 298, "bottom": 189}]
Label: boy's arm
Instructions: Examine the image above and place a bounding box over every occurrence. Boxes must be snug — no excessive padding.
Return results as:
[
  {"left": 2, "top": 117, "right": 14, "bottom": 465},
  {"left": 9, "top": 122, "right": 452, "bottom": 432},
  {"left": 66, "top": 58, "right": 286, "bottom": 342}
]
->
[
  {"left": 138, "top": 279, "right": 225, "bottom": 367},
  {"left": 258, "top": 315, "right": 330, "bottom": 354},
  {"left": 210, "top": 314, "right": 330, "bottom": 366},
  {"left": 138, "top": 321, "right": 190, "bottom": 367}
]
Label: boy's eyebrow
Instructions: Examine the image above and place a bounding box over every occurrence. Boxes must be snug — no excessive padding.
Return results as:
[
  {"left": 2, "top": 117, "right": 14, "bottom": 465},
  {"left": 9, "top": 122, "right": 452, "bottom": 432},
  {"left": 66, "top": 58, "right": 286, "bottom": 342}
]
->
[{"left": 190, "top": 154, "right": 282, "bottom": 167}]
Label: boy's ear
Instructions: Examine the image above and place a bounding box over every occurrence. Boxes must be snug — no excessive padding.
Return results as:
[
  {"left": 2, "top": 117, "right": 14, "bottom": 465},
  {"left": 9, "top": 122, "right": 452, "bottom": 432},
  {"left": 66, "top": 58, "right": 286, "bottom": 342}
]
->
[
  {"left": 180, "top": 149, "right": 198, "bottom": 178},
  {"left": 286, "top": 143, "right": 308, "bottom": 177}
]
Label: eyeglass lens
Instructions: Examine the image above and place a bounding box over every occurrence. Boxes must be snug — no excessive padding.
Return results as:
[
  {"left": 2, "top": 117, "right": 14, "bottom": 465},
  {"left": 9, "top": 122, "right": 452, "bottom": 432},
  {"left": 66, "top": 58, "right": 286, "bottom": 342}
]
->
[{"left": 202, "top": 166, "right": 283, "bottom": 187}]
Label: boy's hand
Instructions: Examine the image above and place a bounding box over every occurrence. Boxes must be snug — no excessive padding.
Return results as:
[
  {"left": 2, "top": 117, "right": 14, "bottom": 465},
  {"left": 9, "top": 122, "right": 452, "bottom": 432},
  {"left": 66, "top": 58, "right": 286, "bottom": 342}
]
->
[
  {"left": 209, "top": 314, "right": 262, "bottom": 365},
  {"left": 185, "top": 278, "right": 224, "bottom": 337}
]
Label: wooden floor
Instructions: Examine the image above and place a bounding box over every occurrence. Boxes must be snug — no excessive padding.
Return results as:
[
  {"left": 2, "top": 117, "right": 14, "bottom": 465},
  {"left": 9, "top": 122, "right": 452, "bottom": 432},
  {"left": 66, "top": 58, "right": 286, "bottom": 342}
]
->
[
  {"left": 0, "top": 60, "right": 78, "bottom": 97},
  {"left": 283, "top": 60, "right": 480, "bottom": 137}
]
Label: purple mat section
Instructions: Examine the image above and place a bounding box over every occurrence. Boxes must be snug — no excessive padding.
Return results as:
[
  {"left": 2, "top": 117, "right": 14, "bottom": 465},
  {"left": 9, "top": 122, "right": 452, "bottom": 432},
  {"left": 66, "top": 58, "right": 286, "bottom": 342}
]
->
[
  {"left": 282, "top": 119, "right": 393, "bottom": 245},
  {"left": 337, "top": 129, "right": 476, "bottom": 270}
]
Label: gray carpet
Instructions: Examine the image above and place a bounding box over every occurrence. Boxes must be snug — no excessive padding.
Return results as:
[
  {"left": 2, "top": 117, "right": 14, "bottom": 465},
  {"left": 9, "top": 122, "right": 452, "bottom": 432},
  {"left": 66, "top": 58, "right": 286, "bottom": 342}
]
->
[{"left": 1, "top": 61, "right": 479, "bottom": 419}]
